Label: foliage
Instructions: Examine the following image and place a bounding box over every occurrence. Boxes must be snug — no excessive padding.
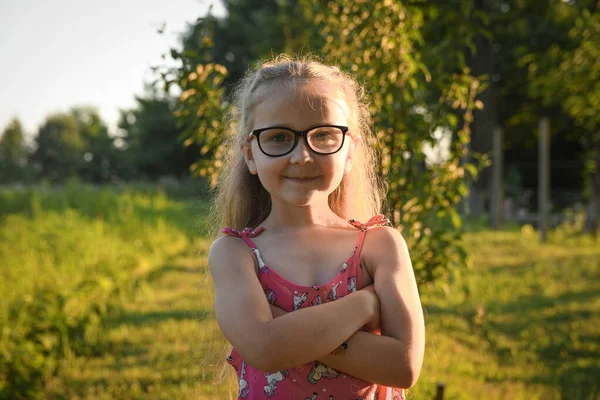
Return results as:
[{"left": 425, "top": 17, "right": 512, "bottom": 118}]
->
[
  {"left": 431, "top": 0, "right": 597, "bottom": 212},
  {"left": 0, "top": 181, "right": 190, "bottom": 399},
  {"left": 171, "top": 64, "right": 228, "bottom": 185},
  {"left": 0, "top": 118, "right": 29, "bottom": 183},
  {"left": 522, "top": 2, "right": 600, "bottom": 233},
  {"left": 301, "top": 0, "right": 490, "bottom": 283},
  {"left": 71, "top": 107, "right": 119, "bottom": 183},
  {"left": 118, "top": 89, "right": 199, "bottom": 181},
  {"left": 525, "top": 2, "right": 600, "bottom": 134},
  {"left": 29, "top": 107, "right": 128, "bottom": 183},
  {"left": 30, "top": 113, "right": 84, "bottom": 183}
]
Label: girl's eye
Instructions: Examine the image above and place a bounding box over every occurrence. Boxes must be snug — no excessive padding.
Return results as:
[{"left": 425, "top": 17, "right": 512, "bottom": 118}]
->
[
  {"left": 312, "top": 130, "right": 336, "bottom": 142},
  {"left": 314, "top": 132, "right": 331, "bottom": 141},
  {"left": 263, "top": 130, "right": 293, "bottom": 143}
]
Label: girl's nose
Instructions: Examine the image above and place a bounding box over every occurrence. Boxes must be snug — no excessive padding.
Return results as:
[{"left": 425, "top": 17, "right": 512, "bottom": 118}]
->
[{"left": 289, "top": 137, "right": 313, "bottom": 164}]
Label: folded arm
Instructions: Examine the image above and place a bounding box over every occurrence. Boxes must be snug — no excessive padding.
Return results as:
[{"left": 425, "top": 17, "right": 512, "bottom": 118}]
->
[{"left": 209, "top": 235, "right": 379, "bottom": 372}]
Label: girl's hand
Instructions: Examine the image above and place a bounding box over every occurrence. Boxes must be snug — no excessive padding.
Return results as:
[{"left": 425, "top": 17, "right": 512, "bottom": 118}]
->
[{"left": 361, "top": 285, "right": 381, "bottom": 333}]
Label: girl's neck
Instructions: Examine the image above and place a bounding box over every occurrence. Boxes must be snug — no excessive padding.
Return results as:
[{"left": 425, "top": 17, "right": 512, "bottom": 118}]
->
[{"left": 261, "top": 201, "right": 346, "bottom": 232}]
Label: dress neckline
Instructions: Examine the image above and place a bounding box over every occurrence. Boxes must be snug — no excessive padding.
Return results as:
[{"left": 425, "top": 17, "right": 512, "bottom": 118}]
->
[{"left": 256, "top": 246, "right": 360, "bottom": 292}]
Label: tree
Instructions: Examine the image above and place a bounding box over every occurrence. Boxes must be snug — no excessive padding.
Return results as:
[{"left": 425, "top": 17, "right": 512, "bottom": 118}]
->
[
  {"left": 30, "top": 113, "right": 84, "bottom": 182},
  {"left": 118, "top": 88, "right": 199, "bottom": 180},
  {"left": 173, "top": 0, "right": 316, "bottom": 92},
  {"left": 0, "top": 118, "right": 29, "bottom": 183},
  {"left": 297, "top": 0, "right": 488, "bottom": 283},
  {"left": 525, "top": 2, "right": 600, "bottom": 235},
  {"left": 71, "top": 106, "right": 116, "bottom": 183},
  {"left": 29, "top": 108, "right": 125, "bottom": 183}
]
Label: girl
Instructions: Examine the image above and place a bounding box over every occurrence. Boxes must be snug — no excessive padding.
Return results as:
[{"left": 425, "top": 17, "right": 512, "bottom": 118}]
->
[{"left": 209, "top": 55, "right": 425, "bottom": 399}]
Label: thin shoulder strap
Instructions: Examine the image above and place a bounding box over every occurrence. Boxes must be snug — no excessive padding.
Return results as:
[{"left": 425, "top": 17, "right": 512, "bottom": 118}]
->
[
  {"left": 349, "top": 214, "right": 392, "bottom": 256},
  {"left": 221, "top": 227, "right": 264, "bottom": 249},
  {"left": 222, "top": 227, "right": 268, "bottom": 274}
]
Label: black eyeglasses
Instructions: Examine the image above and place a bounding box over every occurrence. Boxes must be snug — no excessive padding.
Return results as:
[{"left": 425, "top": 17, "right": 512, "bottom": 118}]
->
[{"left": 248, "top": 124, "right": 349, "bottom": 157}]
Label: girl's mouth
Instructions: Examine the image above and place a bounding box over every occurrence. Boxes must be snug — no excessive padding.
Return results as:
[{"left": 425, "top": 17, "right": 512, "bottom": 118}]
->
[{"left": 285, "top": 176, "right": 319, "bottom": 182}]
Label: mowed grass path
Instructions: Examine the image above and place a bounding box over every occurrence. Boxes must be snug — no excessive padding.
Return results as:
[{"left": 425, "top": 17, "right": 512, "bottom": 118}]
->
[
  {"left": 40, "top": 198, "right": 599, "bottom": 399},
  {"left": 49, "top": 236, "right": 234, "bottom": 399}
]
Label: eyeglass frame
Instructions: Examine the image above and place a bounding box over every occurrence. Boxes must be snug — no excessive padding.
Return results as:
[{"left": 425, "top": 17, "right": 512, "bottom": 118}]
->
[{"left": 248, "top": 124, "right": 350, "bottom": 157}]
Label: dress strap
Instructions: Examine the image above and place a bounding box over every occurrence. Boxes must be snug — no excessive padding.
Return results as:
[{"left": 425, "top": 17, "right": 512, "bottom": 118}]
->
[
  {"left": 349, "top": 214, "right": 391, "bottom": 256},
  {"left": 221, "top": 227, "right": 264, "bottom": 249},
  {"left": 222, "top": 227, "right": 268, "bottom": 274}
]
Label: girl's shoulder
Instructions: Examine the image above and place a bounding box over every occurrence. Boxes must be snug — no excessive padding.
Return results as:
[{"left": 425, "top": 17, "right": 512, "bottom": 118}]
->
[
  {"left": 208, "top": 229, "right": 260, "bottom": 274},
  {"left": 356, "top": 215, "right": 409, "bottom": 273}
]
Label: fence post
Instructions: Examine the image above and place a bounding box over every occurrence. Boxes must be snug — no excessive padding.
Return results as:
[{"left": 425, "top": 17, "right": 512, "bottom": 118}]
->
[
  {"left": 491, "top": 126, "right": 504, "bottom": 230},
  {"left": 538, "top": 117, "right": 550, "bottom": 242},
  {"left": 435, "top": 382, "right": 445, "bottom": 400}
]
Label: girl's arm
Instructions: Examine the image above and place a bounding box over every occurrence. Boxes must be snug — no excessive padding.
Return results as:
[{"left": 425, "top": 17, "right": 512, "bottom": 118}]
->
[
  {"left": 209, "top": 235, "right": 379, "bottom": 373},
  {"left": 271, "top": 227, "right": 425, "bottom": 389},
  {"left": 324, "top": 227, "right": 424, "bottom": 388}
]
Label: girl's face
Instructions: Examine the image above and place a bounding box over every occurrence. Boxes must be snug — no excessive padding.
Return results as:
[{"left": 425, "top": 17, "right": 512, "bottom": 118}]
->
[{"left": 242, "top": 83, "right": 357, "bottom": 210}]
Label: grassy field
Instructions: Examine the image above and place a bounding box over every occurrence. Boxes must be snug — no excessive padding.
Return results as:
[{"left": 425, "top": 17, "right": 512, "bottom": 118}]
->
[{"left": 1, "top": 184, "right": 599, "bottom": 399}]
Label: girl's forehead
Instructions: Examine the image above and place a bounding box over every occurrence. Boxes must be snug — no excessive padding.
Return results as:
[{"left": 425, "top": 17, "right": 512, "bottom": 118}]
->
[{"left": 253, "top": 82, "right": 351, "bottom": 129}]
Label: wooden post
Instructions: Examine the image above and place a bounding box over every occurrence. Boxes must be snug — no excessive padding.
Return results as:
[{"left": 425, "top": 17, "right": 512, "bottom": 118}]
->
[
  {"left": 436, "top": 382, "right": 445, "bottom": 400},
  {"left": 538, "top": 118, "right": 550, "bottom": 242},
  {"left": 491, "top": 127, "right": 504, "bottom": 230}
]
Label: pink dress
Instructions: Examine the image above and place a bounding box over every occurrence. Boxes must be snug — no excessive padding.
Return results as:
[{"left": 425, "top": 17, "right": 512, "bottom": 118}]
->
[{"left": 222, "top": 215, "right": 406, "bottom": 400}]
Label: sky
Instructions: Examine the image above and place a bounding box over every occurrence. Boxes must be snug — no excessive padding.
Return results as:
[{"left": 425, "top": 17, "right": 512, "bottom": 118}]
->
[{"left": 0, "top": 0, "right": 225, "bottom": 139}]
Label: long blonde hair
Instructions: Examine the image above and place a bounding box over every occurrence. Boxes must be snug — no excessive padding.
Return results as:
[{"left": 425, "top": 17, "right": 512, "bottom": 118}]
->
[{"left": 211, "top": 54, "right": 385, "bottom": 232}]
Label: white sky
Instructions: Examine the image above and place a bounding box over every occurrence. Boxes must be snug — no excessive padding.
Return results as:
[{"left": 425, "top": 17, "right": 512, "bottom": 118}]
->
[{"left": 0, "top": 0, "right": 225, "bottom": 139}]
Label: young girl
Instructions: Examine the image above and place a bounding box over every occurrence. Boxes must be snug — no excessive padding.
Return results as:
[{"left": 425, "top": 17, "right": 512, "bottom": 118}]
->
[{"left": 209, "top": 55, "right": 425, "bottom": 400}]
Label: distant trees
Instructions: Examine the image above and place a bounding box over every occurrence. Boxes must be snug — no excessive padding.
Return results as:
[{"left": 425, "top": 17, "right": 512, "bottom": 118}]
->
[
  {"left": 0, "top": 92, "right": 197, "bottom": 184},
  {"left": 27, "top": 108, "right": 125, "bottom": 183},
  {"left": 30, "top": 113, "right": 84, "bottom": 182},
  {"left": 0, "top": 119, "right": 29, "bottom": 183},
  {"left": 71, "top": 107, "right": 117, "bottom": 183},
  {"left": 524, "top": 2, "right": 600, "bottom": 234},
  {"left": 118, "top": 89, "right": 200, "bottom": 180},
  {"left": 465, "top": 0, "right": 598, "bottom": 214}
]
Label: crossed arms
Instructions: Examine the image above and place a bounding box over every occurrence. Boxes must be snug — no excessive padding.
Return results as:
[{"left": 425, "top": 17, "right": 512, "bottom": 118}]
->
[{"left": 209, "top": 226, "right": 425, "bottom": 389}]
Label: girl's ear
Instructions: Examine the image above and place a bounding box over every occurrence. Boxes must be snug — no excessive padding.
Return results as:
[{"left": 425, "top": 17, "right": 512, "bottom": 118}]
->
[
  {"left": 241, "top": 142, "right": 258, "bottom": 175},
  {"left": 344, "top": 134, "right": 361, "bottom": 175}
]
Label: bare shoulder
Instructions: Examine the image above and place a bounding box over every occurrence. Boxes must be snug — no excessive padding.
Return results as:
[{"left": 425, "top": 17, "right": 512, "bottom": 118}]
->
[
  {"left": 365, "top": 225, "right": 406, "bottom": 245},
  {"left": 362, "top": 226, "right": 408, "bottom": 256},
  {"left": 208, "top": 235, "right": 256, "bottom": 278},
  {"left": 362, "top": 226, "right": 411, "bottom": 274}
]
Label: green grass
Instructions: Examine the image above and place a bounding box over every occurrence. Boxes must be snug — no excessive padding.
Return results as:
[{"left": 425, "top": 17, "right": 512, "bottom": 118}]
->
[
  {"left": 0, "top": 182, "right": 211, "bottom": 399},
  {"left": 1, "top": 184, "right": 599, "bottom": 399},
  {"left": 415, "top": 228, "right": 600, "bottom": 400},
  {"left": 47, "top": 239, "right": 234, "bottom": 399}
]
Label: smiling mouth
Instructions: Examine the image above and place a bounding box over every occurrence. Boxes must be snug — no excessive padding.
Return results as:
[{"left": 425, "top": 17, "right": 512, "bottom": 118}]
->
[{"left": 285, "top": 176, "right": 319, "bottom": 181}]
